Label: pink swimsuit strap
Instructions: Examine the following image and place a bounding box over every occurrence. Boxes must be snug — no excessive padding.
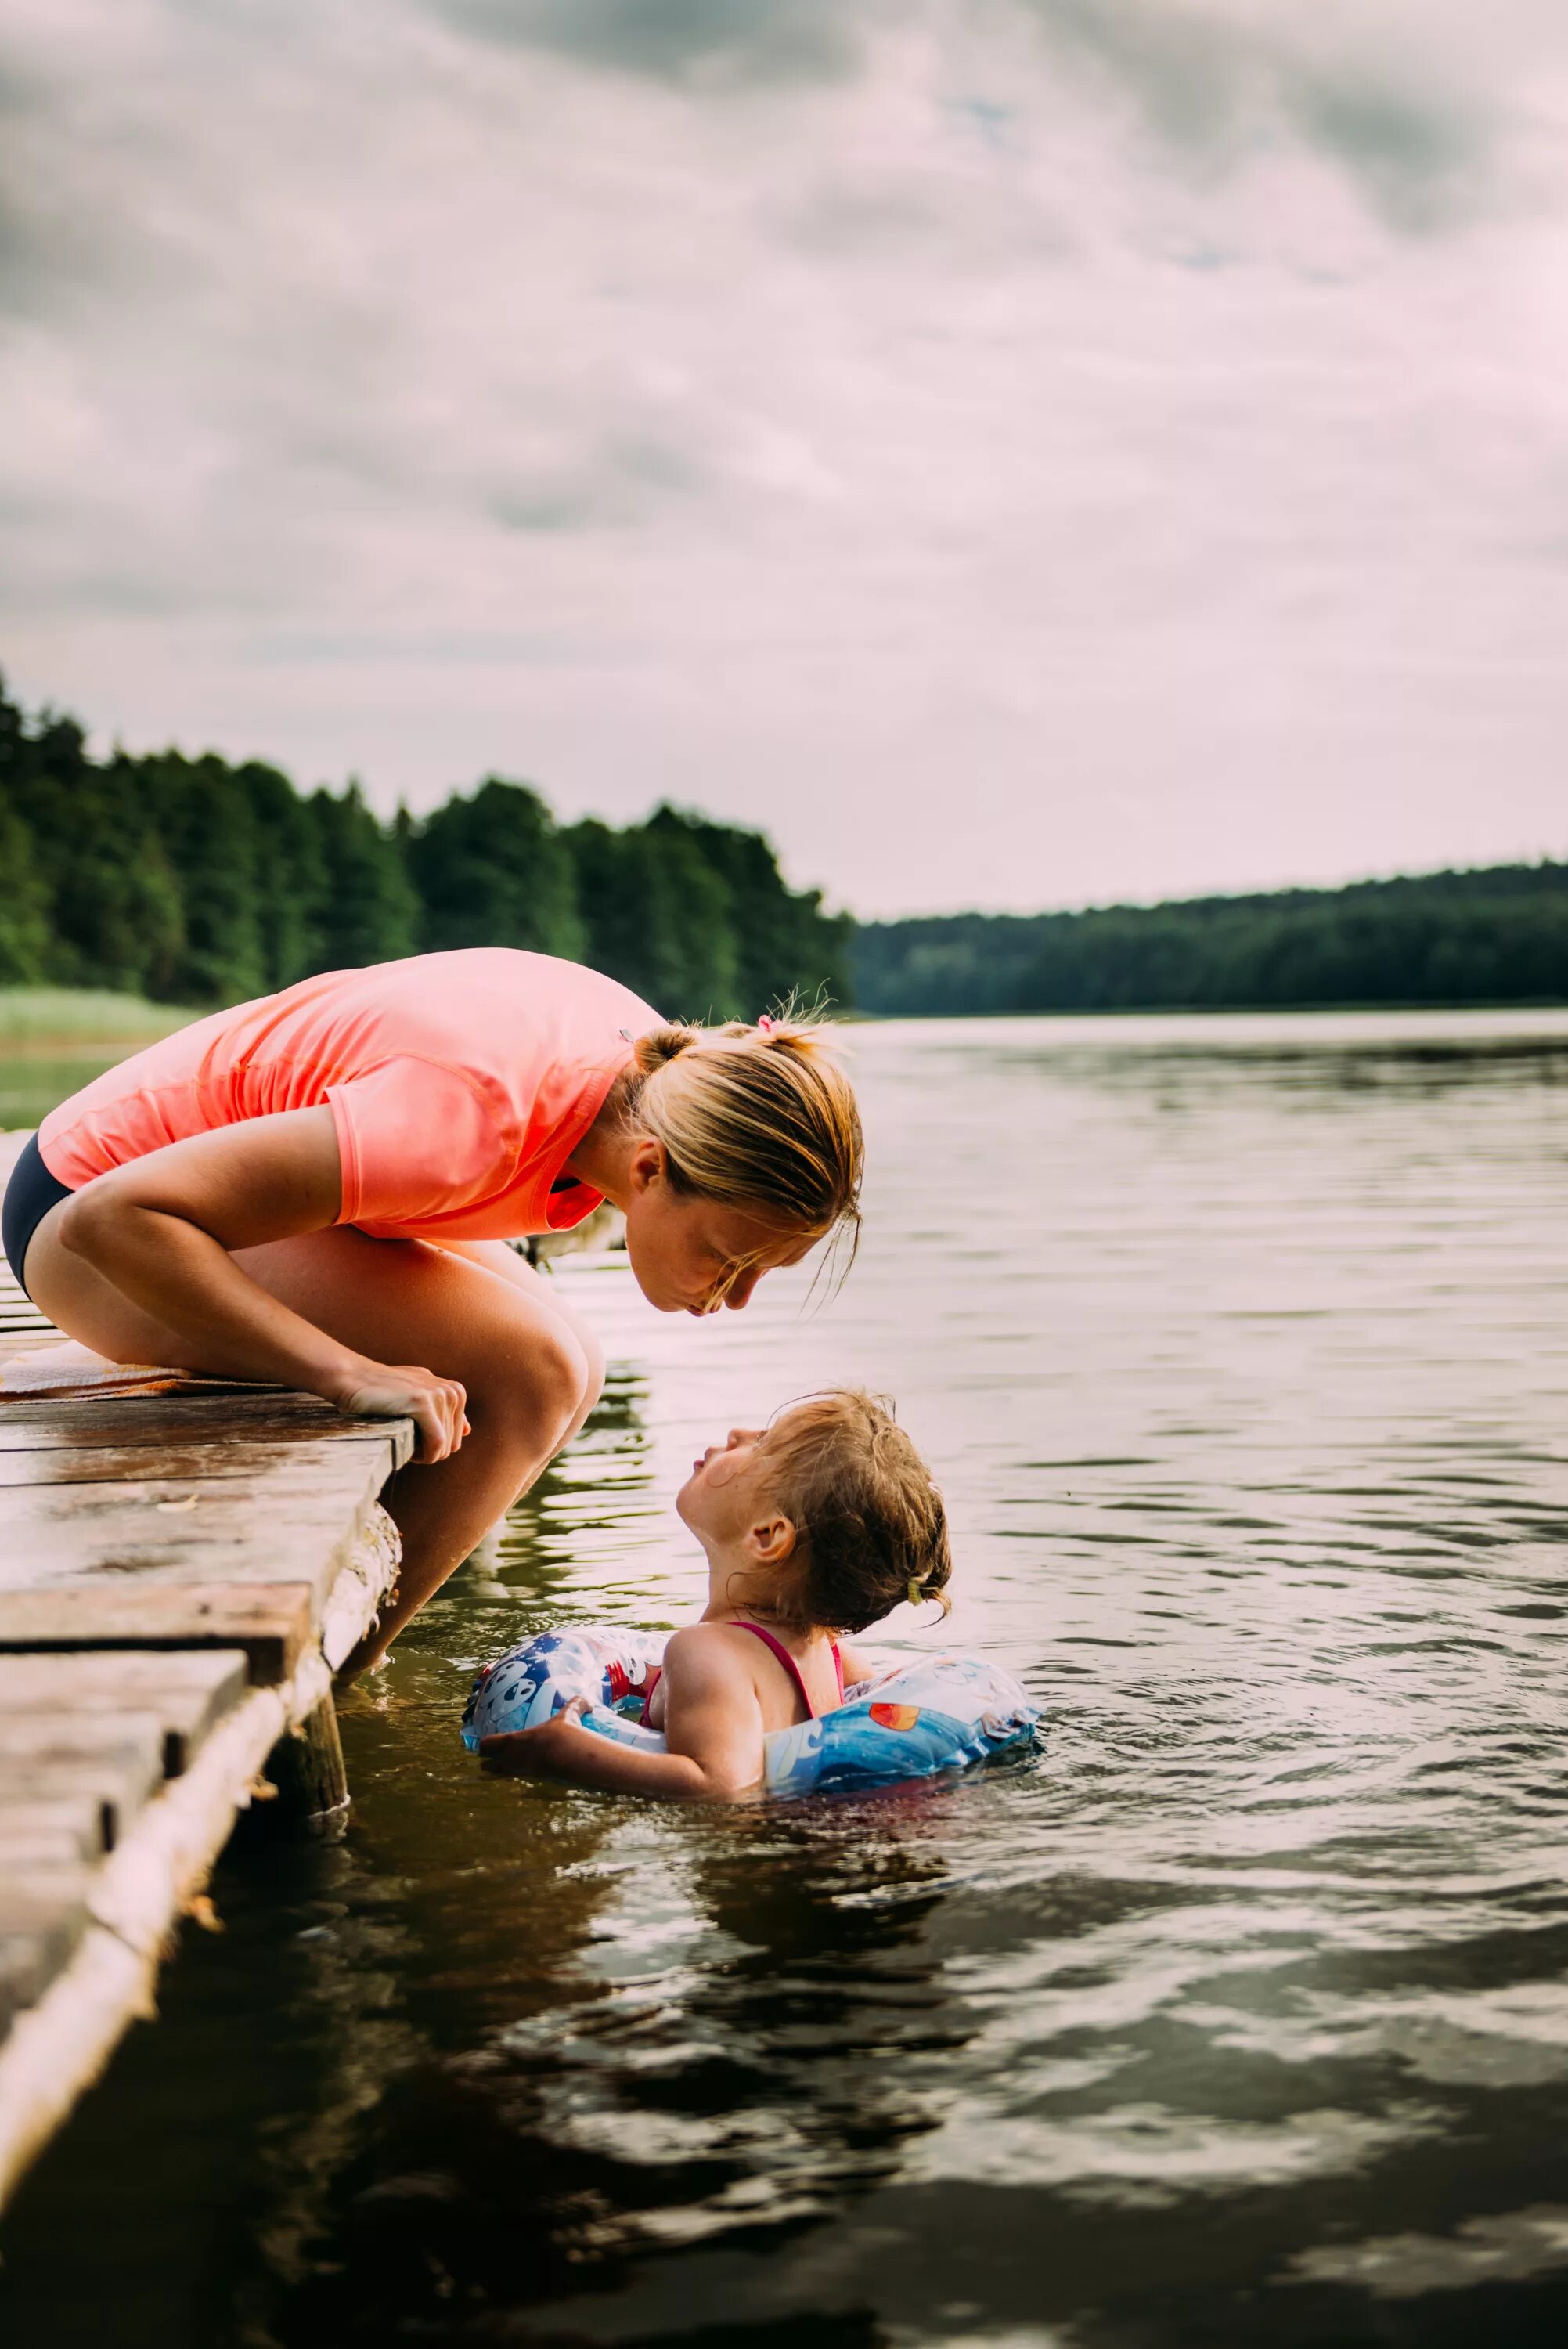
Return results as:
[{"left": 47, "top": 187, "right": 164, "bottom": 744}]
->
[
  {"left": 735, "top": 1621, "right": 843, "bottom": 1721},
  {"left": 641, "top": 1628, "right": 844, "bottom": 1728}
]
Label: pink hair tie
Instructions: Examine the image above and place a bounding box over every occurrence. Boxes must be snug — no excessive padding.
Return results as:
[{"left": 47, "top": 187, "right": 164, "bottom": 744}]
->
[{"left": 757, "top": 1014, "right": 776, "bottom": 1034}]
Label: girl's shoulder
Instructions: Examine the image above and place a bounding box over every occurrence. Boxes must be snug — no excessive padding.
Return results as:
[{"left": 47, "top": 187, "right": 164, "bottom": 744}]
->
[
  {"left": 662, "top": 1622, "right": 792, "bottom": 1698},
  {"left": 663, "top": 1622, "right": 758, "bottom": 1676},
  {"left": 669, "top": 1620, "right": 836, "bottom": 1725}
]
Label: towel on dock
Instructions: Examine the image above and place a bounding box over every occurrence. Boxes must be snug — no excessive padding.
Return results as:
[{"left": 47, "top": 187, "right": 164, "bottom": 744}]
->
[{"left": 0, "top": 1340, "right": 254, "bottom": 1400}]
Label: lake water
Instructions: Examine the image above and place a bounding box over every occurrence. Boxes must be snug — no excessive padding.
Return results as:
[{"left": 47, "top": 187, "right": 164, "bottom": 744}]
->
[{"left": 5, "top": 1009, "right": 1568, "bottom": 2347}]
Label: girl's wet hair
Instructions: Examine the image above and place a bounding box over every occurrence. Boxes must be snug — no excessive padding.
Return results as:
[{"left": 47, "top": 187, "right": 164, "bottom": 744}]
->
[
  {"left": 622, "top": 1009, "right": 863, "bottom": 1271},
  {"left": 746, "top": 1388, "right": 953, "bottom": 1636}
]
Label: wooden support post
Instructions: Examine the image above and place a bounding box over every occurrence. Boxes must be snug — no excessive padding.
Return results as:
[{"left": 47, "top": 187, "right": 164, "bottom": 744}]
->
[{"left": 262, "top": 1696, "right": 348, "bottom": 1828}]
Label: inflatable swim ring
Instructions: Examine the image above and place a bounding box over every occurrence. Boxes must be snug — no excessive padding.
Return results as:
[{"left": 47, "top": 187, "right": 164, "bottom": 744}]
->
[
  {"left": 462, "top": 1625, "right": 1038, "bottom": 1795},
  {"left": 460, "top": 1625, "right": 662, "bottom": 1744}
]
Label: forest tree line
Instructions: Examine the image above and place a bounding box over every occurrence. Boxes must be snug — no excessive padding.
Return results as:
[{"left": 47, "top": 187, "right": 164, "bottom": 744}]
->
[
  {"left": 6, "top": 670, "right": 1565, "bottom": 1021},
  {"left": 0, "top": 673, "right": 850, "bottom": 1019},
  {"left": 852, "top": 864, "right": 1568, "bottom": 1015}
]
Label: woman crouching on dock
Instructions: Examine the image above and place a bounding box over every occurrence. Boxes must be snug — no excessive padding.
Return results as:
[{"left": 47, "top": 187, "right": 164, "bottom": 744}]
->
[{"left": 0, "top": 951, "right": 863, "bottom": 1671}]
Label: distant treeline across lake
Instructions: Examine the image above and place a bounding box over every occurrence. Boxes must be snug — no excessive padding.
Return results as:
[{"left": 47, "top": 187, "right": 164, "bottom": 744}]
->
[
  {"left": 854, "top": 866, "right": 1568, "bottom": 1016},
  {"left": 4, "top": 668, "right": 1565, "bottom": 1020},
  {"left": 0, "top": 673, "right": 848, "bottom": 1019}
]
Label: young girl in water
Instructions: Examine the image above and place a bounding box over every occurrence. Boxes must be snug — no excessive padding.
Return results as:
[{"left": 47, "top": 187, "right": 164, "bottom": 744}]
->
[{"left": 480, "top": 1387, "right": 952, "bottom": 1799}]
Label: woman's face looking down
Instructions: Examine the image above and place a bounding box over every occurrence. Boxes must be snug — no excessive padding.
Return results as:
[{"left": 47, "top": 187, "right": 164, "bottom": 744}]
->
[{"left": 621, "top": 1140, "right": 815, "bottom": 1315}]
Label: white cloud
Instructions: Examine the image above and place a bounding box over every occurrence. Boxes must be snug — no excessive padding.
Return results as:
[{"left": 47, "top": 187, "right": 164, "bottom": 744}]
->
[{"left": 3, "top": 0, "right": 1568, "bottom": 913}]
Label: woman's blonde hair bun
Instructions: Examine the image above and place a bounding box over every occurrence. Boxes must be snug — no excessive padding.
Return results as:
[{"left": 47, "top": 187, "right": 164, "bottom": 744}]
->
[
  {"left": 623, "top": 1004, "right": 863, "bottom": 1256},
  {"left": 632, "top": 1023, "right": 702, "bottom": 1075}
]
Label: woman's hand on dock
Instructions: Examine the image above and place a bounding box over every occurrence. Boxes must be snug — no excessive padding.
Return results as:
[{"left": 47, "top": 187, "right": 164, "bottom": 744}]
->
[{"left": 330, "top": 1362, "right": 470, "bottom": 1460}]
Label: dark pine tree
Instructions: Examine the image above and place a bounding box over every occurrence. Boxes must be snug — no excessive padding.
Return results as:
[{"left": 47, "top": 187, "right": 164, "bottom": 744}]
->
[
  {"left": 4, "top": 699, "right": 186, "bottom": 998},
  {"left": 307, "top": 781, "right": 421, "bottom": 972},
  {"left": 406, "top": 777, "right": 586, "bottom": 963}
]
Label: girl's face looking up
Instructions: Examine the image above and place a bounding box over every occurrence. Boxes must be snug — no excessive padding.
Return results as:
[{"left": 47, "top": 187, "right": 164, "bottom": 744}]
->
[
  {"left": 622, "top": 1141, "right": 816, "bottom": 1315},
  {"left": 677, "top": 1423, "right": 777, "bottom": 1551}
]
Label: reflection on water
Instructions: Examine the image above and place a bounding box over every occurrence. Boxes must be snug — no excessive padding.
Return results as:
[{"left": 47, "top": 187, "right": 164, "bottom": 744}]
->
[{"left": 5, "top": 1009, "right": 1568, "bottom": 2347}]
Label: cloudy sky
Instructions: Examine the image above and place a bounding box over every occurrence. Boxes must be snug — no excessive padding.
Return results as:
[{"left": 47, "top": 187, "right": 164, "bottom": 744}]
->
[{"left": 4, "top": 1, "right": 1567, "bottom": 918}]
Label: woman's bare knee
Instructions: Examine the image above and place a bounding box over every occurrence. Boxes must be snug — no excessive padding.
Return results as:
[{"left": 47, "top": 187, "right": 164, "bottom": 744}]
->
[
  {"left": 469, "top": 1319, "right": 590, "bottom": 1451},
  {"left": 574, "top": 1322, "right": 606, "bottom": 1416},
  {"left": 503, "top": 1268, "right": 606, "bottom": 1433}
]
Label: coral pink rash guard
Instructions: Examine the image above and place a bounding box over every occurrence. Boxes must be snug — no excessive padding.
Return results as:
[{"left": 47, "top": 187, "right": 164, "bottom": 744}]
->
[{"left": 39, "top": 951, "right": 660, "bottom": 1243}]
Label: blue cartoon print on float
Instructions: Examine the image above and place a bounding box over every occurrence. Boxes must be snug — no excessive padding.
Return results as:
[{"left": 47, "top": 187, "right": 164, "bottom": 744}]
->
[{"left": 462, "top": 1626, "right": 663, "bottom": 1747}]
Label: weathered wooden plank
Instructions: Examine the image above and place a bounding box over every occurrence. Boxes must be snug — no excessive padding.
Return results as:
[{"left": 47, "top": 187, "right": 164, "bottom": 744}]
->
[
  {"left": 0, "top": 1828, "right": 97, "bottom": 1869},
  {"left": 0, "top": 1725, "right": 168, "bottom": 1870},
  {"left": 0, "top": 1446, "right": 395, "bottom": 1528},
  {"left": 0, "top": 1797, "right": 115, "bottom": 1866},
  {"left": 0, "top": 1871, "right": 92, "bottom": 1941},
  {"left": 0, "top": 1583, "right": 316, "bottom": 1684},
  {"left": 0, "top": 1392, "right": 392, "bottom": 1449},
  {"left": 0, "top": 1868, "right": 91, "bottom": 2033},
  {"left": 0, "top": 1432, "right": 403, "bottom": 1488},
  {"left": 0, "top": 1651, "right": 248, "bottom": 1705},
  {"left": 0, "top": 1446, "right": 402, "bottom": 1610},
  {"left": 0, "top": 1651, "right": 249, "bottom": 1777},
  {"left": 0, "top": 1753, "right": 162, "bottom": 1854},
  {"left": 0, "top": 1714, "right": 167, "bottom": 1769},
  {"left": 0, "top": 1722, "right": 171, "bottom": 1860},
  {"left": 0, "top": 1546, "right": 347, "bottom": 1610},
  {"left": 0, "top": 1525, "right": 377, "bottom": 1612},
  {"left": 1, "top": 1930, "right": 83, "bottom": 2036}
]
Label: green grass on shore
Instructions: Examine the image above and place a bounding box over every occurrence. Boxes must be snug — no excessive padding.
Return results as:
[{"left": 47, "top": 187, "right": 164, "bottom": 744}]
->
[{"left": 0, "top": 987, "right": 192, "bottom": 1052}]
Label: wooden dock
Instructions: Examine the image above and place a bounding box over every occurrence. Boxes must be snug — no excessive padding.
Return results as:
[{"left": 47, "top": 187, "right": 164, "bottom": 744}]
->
[{"left": 0, "top": 1134, "right": 413, "bottom": 2213}]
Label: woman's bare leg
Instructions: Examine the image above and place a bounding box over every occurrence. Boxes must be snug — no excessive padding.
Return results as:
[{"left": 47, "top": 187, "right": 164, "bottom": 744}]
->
[{"left": 26, "top": 1208, "right": 603, "bottom": 1670}]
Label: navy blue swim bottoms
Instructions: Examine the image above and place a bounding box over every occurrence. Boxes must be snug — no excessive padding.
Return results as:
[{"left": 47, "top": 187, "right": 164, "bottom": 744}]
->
[{"left": 2, "top": 1133, "right": 73, "bottom": 1300}]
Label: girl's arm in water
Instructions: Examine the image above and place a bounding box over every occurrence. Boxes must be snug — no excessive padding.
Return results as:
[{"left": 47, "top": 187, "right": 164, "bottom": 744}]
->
[
  {"left": 49, "top": 1106, "right": 467, "bottom": 1460},
  {"left": 481, "top": 1626, "right": 766, "bottom": 1801}
]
